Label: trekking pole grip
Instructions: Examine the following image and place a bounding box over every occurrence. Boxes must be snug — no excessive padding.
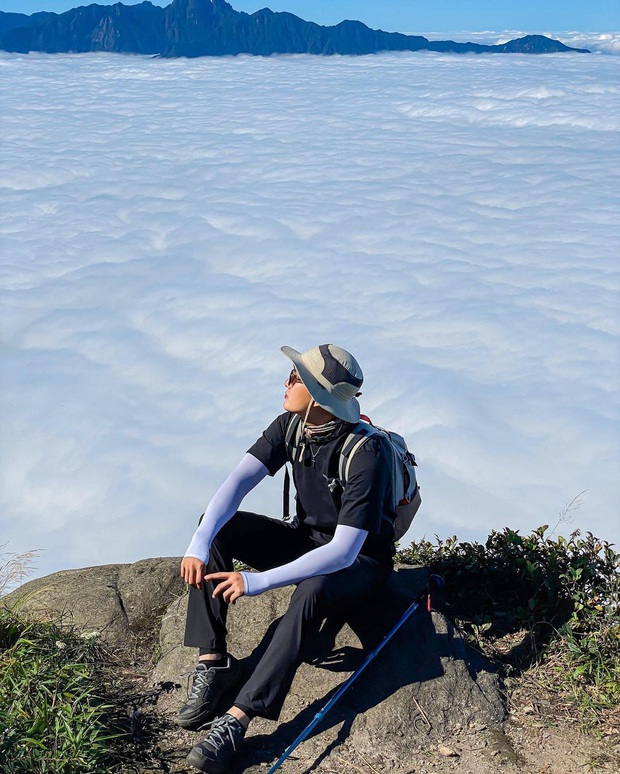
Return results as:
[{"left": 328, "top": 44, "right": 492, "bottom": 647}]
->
[{"left": 426, "top": 573, "right": 445, "bottom": 611}]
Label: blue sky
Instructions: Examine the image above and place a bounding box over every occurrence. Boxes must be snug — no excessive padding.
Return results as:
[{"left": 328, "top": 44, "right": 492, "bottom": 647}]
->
[{"left": 1, "top": 0, "right": 618, "bottom": 32}]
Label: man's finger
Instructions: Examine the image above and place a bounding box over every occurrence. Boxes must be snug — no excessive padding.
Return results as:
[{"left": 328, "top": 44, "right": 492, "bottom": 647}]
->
[
  {"left": 205, "top": 572, "right": 229, "bottom": 582},
  {"left": 212, "top": 580, "right": 231, "bottom": 598}
]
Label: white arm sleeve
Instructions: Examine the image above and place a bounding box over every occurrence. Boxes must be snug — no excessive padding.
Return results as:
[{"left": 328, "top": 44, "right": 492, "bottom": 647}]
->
[
  {"left": 240, "top": 524, "right": 368, "bottom": 596},
  {"left": 183, "top": 453, "right": 269, "bottom": 564}
]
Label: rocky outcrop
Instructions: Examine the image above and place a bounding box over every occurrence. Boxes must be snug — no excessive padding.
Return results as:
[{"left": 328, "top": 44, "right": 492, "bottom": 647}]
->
[
  {"left": 0, "top": 0, "right": 590, "bottom": 57},
  {"left": 5, "top": 559, "right": 506, "bottom": 771},
  {"left": 3, "top": 556, "right": 185, "bottom": 646},
  {"left": 154, "top": 568, "right": 504, "bottom": 771}
]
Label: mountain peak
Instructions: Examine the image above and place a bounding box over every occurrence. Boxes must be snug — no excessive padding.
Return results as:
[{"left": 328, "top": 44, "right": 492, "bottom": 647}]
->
[
  {"left": 170, "top": 0, "right": 234, "bottom": 13},
  {"left": 0, "top": 1, "right": 590, "bottom": 57}
]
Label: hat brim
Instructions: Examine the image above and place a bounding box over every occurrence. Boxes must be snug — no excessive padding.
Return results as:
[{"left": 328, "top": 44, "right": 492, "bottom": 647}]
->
[{"left": 281, "top": 346, "right": 360, "bottom": 423}]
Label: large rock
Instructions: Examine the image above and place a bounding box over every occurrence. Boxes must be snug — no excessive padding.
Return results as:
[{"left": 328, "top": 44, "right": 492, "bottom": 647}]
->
[
  {"left": 154, "top": 565, "right": 506, "bottom": 773},
  {"left": 3, "top": 557, "right": 185, "bottom": 647}
]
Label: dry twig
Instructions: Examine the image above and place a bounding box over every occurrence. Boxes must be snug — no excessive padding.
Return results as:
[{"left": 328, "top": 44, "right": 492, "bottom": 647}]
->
[
  {"left": 412, "top": 694, "right": 432, "bottom": 731},
  {"left": 355, "top": 750, "right": 381, "bottom": 774}
]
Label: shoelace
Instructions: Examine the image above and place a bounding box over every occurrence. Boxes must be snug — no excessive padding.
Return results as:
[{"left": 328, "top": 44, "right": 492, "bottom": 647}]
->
[
  {"left": 181, "top": 665, "right": 215, "bottom": 700},
  {"left": 200, "top": 715, "right": 243, "bottom": 752}
]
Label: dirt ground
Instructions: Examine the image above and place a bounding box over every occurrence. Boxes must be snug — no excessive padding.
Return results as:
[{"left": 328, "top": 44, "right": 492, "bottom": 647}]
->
[
  {"left": 119, "top": 692, "right": 620, "bottom": 774},
  {"left": 112, "top": 635, "right": 620, "bottom": 774}
]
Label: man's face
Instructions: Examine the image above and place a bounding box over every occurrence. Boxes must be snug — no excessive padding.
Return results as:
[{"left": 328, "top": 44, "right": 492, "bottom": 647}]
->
[{"left": 283, "top": 368, "right": 312, "bottom": 415}]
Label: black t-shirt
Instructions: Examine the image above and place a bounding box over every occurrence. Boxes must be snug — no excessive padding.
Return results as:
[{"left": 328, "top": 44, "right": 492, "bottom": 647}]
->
[{"left": 248, "top": 412, "right": 396, "bottom": 565}]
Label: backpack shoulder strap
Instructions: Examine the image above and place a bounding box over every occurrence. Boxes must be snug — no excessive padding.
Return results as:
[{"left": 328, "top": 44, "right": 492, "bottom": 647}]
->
[
  {"left": 285, "top": 413, "right": 303, "bottom": 461},
  {"left": 338, "top": 422, "right": 380, "bottom": 485},
  {"left": 282, "top": 413, "right": 303, "bottom": 521}
]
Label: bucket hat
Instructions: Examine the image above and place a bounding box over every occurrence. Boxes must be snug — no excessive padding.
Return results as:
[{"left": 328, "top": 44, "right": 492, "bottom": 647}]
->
[{"left": 281, "top": 344, "right": 363, "bottom": 423}]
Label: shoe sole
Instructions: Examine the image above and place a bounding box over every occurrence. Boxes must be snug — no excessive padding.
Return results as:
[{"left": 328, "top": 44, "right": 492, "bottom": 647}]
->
[
  {"left": 175, "top": 704, "right": 217, "bottom": 731},
  {"left": 186, "top": 746, "right": 228, "bottom": 774},
  {"left": 175, "top": 663, "right": 244, "bottom": 731}
]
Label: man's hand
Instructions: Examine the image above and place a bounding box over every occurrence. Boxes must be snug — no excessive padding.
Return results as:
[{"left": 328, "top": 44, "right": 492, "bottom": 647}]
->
[
  {"left": 181, "top": 557, "right": 207, "bottom": 590},
  {"left": 205, "top": 571, "right": 245, "bottom": 605}
]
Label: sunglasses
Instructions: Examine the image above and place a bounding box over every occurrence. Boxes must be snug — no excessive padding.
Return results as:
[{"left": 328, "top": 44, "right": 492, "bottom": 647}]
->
[{"left": 286, "top": 369, "right": 303, "bottom": 387}]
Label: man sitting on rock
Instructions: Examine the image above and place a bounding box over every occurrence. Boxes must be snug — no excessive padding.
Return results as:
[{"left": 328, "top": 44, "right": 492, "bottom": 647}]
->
[{"left": 178, "top": 344, "right": 397, "bottom": 774}]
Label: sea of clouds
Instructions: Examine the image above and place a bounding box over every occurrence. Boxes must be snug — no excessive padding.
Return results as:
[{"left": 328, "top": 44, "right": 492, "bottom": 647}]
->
[{"left": 1, "top": 48, "right": 618, "bottom": 581}]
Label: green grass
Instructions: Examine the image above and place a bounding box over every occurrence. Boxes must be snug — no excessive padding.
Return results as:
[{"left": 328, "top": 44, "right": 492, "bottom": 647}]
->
[
  {"left": 0, "top": 606, "right": 123, "bottom": 773},
  {"left": 0, "top": 545, "right": 126, "bottom": 773}
]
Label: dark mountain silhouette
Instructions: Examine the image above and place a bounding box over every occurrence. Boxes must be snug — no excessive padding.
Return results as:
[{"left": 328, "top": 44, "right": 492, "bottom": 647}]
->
[
  {"left": 0, "top": 0, "right": 590, "bottom": 58},
  {"left": 0, "top": 11, "right": 55, "bottom": 37}
]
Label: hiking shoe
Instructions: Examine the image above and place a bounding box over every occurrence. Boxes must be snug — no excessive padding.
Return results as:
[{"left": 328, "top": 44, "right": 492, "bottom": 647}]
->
[
  {"left": 175, "top": 656, "right": 243, "bottom": 730},
  {"left": 186, "top": 713, "right": 246, "bottom": 774}
]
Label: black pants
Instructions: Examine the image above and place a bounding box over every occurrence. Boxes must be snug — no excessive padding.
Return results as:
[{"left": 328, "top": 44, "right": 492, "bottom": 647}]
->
[{"left": 184, "top": 510, "right": 392, "bottom": 720}]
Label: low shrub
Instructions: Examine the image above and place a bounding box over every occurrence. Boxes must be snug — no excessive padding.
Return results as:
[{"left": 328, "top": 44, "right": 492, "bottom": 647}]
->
[{"left": 396, "top": 526, "right": 620, "bottom": 726}]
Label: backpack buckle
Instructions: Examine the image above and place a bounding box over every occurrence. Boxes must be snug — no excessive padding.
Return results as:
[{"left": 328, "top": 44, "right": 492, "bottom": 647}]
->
[{"left": 323, "top": 475, "right": 341, "bottom": 493}]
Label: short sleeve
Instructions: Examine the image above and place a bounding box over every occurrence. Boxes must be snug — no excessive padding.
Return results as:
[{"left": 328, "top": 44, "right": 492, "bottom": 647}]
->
[
  {"left": 247, "top": 413, "right": 290, "bottom": 477},
  {"left": 337, "top": 435, "right": 391, "bottom": 534}
]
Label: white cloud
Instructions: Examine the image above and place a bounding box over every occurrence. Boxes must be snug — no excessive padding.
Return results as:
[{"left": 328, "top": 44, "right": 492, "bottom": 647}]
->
[{"left": 0, "top": 49, "right": 618, "bottom": 580}]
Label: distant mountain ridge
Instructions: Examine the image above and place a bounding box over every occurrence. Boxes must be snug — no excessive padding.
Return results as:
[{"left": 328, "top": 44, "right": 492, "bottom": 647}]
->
[{"left": 0, "top": 0, "right": 591, "bottom": 58}]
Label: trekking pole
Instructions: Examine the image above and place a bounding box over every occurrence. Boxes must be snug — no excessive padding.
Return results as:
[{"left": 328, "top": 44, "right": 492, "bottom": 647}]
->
[{"left": 265, "top": 574, "right": 445, "bottom": 774}]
